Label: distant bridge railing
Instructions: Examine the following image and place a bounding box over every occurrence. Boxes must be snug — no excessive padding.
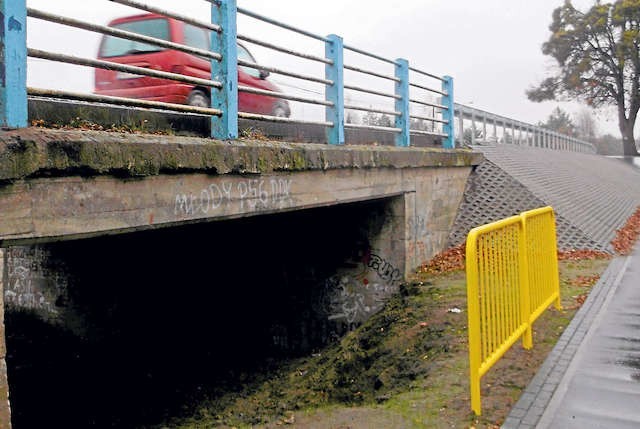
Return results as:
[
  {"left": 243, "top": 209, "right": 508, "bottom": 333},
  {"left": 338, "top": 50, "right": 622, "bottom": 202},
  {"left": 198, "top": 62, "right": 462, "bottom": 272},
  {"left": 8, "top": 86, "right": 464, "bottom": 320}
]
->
[
  {"left": 455, "top": 103, "right": 596, "bottom": 153},
  {"left": 0, "top": 0, "right": 455, "bottom": 148}
]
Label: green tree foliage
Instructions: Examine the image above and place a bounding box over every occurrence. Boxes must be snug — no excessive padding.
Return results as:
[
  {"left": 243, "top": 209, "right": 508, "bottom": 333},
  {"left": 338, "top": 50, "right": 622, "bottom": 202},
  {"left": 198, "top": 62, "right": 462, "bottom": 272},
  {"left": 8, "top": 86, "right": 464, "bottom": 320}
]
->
[
  {"left": 345, "top": 110, "right": 360, "bottom": 124},
  {"left": 542, "top": 106, "right": 577, "bottom": 136},
  {"left": 361, "top": 111, "right": 393, "bottom": 127},
  {"left": 527, "top": 0, "right": 640, "bottom": 155},
  {"left": 463, "top": 127, "right": 484, "bottom": 145}
]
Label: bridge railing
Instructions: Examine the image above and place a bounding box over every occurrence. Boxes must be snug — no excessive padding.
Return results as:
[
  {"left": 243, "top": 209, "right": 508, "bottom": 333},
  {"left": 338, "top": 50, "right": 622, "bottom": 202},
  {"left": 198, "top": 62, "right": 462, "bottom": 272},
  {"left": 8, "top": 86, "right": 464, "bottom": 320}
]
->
[
  {"left": 0, "top": 0, "right": 454, "bottom": 148},
  {"left": 456, "top": 103, "right": 597, "bottom": 153}
]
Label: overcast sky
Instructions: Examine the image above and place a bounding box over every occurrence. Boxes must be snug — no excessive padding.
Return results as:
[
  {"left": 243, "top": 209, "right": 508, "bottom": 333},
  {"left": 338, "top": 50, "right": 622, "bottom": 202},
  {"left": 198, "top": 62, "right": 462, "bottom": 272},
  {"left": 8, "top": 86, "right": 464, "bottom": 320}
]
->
[{"left": 25, "top": 0, "right": 622, "bottom": 136}]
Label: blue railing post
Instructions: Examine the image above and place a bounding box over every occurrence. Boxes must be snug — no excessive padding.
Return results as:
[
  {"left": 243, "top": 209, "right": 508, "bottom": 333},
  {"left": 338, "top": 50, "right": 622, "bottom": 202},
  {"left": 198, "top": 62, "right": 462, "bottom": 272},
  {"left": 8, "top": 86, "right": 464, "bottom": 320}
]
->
[
  {"left": 211, "top": 0, "right": 238, "bottom": 140},
  {"left": 442, "top": 75, "right": 455, "bottom": 149},
  {"left": 325, "top": 34, "right": 344, "bottom": 145},
  {"left": 0, "top": 0, "right": 27, "bottom": 128},
  {"left": 394, "top": 58, "right": 410, "bottom": 147}
]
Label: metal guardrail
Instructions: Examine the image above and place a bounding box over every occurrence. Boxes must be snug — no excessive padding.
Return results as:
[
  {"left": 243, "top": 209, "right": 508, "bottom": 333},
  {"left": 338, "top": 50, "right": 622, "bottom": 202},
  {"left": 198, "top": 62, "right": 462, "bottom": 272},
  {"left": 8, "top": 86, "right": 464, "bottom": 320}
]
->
[
  {"left": 1, "top": 1, "right": 590, "bottom": 152},
  {"left": 456, "top": 103, "right": 596, "bottom": 153},
  {"left": 0, "top": 0, "right": 455, "bottom": 147},
  {"left": 465, "top": 206, "right": 561, "bottom": 415}
]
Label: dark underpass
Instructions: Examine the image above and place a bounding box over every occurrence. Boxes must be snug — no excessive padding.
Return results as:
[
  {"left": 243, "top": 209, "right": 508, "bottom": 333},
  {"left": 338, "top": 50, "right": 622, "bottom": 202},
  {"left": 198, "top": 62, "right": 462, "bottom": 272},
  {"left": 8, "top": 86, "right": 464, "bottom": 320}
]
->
[{"left": 5, "top": 198, "right": 395, "bottom": 428}]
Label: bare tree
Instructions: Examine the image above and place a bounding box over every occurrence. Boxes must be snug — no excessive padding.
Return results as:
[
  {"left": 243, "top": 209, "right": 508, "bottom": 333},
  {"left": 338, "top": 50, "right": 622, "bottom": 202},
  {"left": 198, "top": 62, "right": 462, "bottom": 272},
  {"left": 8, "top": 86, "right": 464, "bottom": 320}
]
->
[{"left": 574, "top": 109, "right": 597, "bottom": 141}]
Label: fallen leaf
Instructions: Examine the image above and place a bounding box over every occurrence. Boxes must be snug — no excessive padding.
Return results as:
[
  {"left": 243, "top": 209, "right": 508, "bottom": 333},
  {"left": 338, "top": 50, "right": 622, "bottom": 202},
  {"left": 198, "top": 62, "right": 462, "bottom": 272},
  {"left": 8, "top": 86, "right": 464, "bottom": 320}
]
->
[{"left": 611, "top": 206, "right": 640, "bottom": 255}]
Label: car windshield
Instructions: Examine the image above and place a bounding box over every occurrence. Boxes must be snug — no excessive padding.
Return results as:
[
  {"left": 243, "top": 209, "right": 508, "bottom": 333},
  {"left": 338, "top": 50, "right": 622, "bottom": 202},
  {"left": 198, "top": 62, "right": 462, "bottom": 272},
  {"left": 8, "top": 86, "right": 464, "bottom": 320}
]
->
[{"left": 100, "top": 18, "right": 170, "bottom": 57}]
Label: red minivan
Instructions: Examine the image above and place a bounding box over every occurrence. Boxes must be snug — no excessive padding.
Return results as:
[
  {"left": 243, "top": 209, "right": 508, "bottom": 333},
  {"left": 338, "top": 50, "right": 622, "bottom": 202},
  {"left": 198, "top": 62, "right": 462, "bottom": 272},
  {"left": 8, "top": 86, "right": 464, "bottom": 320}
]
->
[{"left": 94, "top": 13, "right": 290, "bottom": 117}]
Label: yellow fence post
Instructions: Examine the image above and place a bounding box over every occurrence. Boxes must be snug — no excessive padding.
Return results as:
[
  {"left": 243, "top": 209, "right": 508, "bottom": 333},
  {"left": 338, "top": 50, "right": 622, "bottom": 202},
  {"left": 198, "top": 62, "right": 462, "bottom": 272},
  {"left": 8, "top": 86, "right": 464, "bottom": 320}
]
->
[
  {"left": 518, "top": 217, "right": 533, "bottom": 350},
  {"left": 548, "top": 210, "right": 562, "bottom": 311},
  {"left": 466, "top": 228, "right": 482, "bottom": 415}
]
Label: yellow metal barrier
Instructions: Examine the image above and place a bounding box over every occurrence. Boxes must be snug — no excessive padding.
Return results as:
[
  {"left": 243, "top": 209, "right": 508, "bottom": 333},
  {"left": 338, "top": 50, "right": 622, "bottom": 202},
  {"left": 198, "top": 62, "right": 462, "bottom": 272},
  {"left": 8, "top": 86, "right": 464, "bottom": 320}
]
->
[
  {"left": 465, "top": 206, "right": 561, "bottom": 415},
  {"left": 522, "top": 207, "right": 562, "bottom": 325}
]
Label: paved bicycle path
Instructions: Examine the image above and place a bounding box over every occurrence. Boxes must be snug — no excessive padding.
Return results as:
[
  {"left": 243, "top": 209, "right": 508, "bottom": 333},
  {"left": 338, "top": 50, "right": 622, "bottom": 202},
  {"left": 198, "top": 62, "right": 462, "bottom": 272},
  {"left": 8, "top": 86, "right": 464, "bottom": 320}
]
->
[{"left": 503, "top": 246, "right": 640, "bottom": 428}]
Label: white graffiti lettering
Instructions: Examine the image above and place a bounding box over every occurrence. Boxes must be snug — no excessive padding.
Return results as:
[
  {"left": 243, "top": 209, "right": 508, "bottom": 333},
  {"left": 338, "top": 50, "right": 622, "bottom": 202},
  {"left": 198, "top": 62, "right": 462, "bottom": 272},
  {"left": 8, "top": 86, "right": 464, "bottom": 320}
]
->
[
  {"left": 409, "top": 216, "right": 427, "bottom": 236},
  {"left": 4, "top": 248, "right": 59, "bottom": 315},
  {"left": 323, "top": 276, "right": 393, "bottom": 325},
  {"left": 174, "top": 178, "right": 293, "bottom": 216}
]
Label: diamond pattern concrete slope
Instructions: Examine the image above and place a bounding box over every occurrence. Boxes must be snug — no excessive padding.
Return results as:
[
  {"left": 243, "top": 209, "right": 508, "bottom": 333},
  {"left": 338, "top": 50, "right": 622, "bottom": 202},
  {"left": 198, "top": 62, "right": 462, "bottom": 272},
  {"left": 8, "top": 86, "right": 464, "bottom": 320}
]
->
[{"left": 448, "top": 146, "right": 640, "bottom": 252}]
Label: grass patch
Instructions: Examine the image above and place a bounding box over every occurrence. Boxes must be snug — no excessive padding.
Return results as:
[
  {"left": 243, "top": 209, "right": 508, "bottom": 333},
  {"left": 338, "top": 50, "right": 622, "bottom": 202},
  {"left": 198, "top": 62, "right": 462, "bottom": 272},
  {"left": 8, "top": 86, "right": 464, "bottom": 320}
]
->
[{"left": 163, "top": 254, "right": 611, "bottom": 429}]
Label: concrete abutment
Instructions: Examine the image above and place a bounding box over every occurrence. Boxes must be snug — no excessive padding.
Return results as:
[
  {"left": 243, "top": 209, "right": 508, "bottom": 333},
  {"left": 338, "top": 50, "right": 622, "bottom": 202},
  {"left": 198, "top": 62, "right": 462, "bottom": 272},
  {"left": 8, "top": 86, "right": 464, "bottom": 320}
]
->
[
  {"left": 0, "top": 249, "right": 10, "bottom": 429},
  {"left": 0, "top": 128, "right": 481, "bottom": 426}
]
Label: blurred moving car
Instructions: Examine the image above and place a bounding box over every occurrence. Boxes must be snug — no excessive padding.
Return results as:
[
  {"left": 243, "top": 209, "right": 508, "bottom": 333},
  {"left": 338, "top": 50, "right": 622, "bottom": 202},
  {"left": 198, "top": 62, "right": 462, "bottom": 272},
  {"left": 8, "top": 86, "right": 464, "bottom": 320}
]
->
[{"left": 94, "top": 13, "right": 290, "bottom": 117}]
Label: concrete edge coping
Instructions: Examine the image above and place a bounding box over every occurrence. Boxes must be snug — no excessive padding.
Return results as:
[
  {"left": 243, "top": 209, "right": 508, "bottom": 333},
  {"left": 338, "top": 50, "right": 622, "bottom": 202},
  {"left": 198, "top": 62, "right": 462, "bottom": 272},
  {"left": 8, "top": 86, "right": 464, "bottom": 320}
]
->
[{"left": 0, "top": 128, "right": 483, "bottom": 180}]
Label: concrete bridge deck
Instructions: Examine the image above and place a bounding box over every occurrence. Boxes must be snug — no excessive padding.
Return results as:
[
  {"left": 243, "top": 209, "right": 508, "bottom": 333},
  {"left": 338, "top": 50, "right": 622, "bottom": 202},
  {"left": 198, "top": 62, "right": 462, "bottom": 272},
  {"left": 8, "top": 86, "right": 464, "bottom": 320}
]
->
[{"left": 0, "top": 127, "right": 479, "bottom": 246}]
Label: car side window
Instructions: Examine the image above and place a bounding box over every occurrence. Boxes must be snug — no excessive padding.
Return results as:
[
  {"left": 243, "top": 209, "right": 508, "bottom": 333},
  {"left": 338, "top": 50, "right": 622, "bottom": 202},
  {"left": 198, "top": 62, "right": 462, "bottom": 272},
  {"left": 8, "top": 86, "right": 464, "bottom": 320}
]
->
[
  {"left": 183, "top": 23, "right": 209, "bottom": 51},
  {"left": 237, "top": 44, "right": 261, "bottom": 79},
  {"left": 100, "top": 18, "right": 170, "bottom": 57}
]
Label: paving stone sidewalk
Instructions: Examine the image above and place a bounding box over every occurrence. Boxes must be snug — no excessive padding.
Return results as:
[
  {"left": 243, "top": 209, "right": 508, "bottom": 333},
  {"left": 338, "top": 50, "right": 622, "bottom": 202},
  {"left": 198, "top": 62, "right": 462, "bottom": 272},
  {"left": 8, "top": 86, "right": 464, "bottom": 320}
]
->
[{"left": 502, "top": 251, "right": 636, "bottom": 428}]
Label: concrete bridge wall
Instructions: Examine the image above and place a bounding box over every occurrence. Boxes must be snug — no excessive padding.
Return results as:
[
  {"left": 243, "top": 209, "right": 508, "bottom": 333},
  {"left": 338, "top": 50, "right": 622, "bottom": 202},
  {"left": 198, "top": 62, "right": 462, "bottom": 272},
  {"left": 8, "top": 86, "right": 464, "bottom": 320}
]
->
[{"left": 0, "top": 127, "right": 481, "bottom": 426}]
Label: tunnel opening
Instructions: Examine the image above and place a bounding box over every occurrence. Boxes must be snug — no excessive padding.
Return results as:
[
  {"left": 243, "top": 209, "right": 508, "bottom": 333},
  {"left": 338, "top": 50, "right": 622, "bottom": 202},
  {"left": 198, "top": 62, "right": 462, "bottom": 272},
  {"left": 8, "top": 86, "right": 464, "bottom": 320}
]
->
[{"left": 5, "top": 197, "right": 401, "bottom": 428}]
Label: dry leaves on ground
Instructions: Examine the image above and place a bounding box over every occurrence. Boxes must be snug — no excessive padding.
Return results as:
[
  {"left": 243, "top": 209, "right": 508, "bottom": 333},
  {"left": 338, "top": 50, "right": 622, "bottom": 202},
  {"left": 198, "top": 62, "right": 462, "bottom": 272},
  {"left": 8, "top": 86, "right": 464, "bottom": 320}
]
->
[
  {"left": 611, "top": 206, "right": 640, "bottom": 255},
  {"left": 420, "top": 242, "right": 613, "bottom": 275},
  {"left": 557, "top": 249, "right": 611, "bottom": 261},
  {"left": 419, "top": 243, "right": 465, "bottom": 274},
  {"left": 565, "top": 293, "right": 588, "bottom": 310},
  {"left": 569, "top": 275, "right": 601, "bottom": 288}
]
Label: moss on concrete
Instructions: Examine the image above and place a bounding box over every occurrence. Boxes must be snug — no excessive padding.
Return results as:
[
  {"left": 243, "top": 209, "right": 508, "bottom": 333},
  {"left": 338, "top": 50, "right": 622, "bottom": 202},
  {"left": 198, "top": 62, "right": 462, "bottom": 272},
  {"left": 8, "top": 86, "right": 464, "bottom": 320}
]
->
[
  {"left": 0, "top": 128, "right": 482, "bottom": 181},
  {"left": 291, "top": 151, "right": 308, "bottom": 170},
  {"left": 0, "top": 138, "right": 42, "bottom": 180}
]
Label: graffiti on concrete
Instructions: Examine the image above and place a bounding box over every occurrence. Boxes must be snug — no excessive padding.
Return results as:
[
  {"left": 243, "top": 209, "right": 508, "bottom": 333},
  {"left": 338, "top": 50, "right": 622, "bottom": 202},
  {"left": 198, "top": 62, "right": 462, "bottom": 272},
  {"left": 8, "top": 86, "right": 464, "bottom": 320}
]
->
[
  {"left": 175, "top": 178, "right": 293, "bottom": 216},
  {"left": 4, "top": 247, "right": 63, "bottom": 315},
  {"left": 408, "top": 240, "right": 427, "bottom": 263},
  {"left": 408, "top": 215, "right": 428, "bottom": 263},
  {"left": 322, "top": 275, "right": 395, "bottom": 325},
  {"left": 317, "top": 248, "right": 401, "bottom": 325},
  {"left": 409, "top": 215, "right": 427, "bottom": 236},
  {"left": 366, "top": 253, "right": 402, "bottom": 287},
  {"left": 270, "top": 324, "right": 290, "bottom": 350},
  {"left": 325, "top": 275, "right": 370, "bottom": 324}
]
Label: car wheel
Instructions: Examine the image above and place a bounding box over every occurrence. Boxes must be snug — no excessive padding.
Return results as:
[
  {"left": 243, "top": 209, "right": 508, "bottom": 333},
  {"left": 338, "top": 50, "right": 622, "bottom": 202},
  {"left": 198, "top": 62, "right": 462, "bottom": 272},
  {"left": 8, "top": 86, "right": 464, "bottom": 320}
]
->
[
  {"left": 187, "top": 90, "right": 210, "bottom": 108},
  {"left": 272, "top": 104, "right": 289, "bottom": 118}
]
